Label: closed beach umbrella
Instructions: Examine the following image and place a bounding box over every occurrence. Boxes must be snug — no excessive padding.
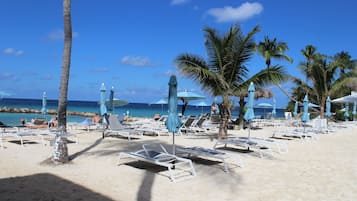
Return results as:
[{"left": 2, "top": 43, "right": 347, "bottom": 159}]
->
[
  {"left": 108, "top": 86, "right": 114, "bottom": 113},
  {"left": 301, "top": 95, "right": 309, "bottom": 133},
  {"left": 244, "top": 82, "right": 255, "bottom": 139},
  {"left": 301, "top": 95, "right": 310, "bottom": 123},
  {"left": 41, "top": 92, "right": 47, "bottom": 116},
  {"left": 177, "top": 90, "right": 205, "bottom": 116},
  {"left": 344, "top": 102, "right": 349, "bottom": 120},
  {"left": 272, "top": 99, "right": 276, "bottom": 118},
  {"left": 99, "top": 83, "right": 107, "bottom": 116},
  {"left": 293, "top": 101, "right": 298, "bottom": 117},
  {"left": 165, "top": 75, "right": 182, "bottom": 156},
  {"left": 325, "top": 96, "right": 331, "bottom": 118}
]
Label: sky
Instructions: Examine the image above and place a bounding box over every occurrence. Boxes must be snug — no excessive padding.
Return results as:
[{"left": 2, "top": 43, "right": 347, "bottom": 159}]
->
[{"left": 1, "top": 0, "right": 357, "bottom": 108}]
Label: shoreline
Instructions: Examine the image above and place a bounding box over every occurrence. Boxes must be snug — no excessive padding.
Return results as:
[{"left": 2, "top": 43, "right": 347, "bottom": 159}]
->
[{"left": 0, "top": 107, "right": 96, "bottom": 117}]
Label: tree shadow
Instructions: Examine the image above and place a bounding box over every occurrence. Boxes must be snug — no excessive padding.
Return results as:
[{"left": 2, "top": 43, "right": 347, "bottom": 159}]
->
[
  {"left": 69, "top": 137, "right": 104, "bottom": 161},
  {"left": 0, "top": 173, "right": 114, "bottom": 201}
]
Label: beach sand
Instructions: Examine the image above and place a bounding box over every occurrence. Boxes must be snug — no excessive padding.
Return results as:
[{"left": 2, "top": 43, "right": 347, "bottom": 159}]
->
[{"left": 0, "top": 123, "right": 356, "bottom": 201}]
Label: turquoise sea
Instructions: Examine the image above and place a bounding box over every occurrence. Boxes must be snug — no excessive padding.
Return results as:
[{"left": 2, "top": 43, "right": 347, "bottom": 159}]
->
[{"left": 0, "top": 98, "right": 285, "bottom": 126}]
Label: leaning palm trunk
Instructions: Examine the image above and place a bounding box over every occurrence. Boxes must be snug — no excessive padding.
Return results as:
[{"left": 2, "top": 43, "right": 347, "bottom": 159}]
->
[
  {"left": 53, "top": 0, "right": 72, "bottom": 163},
  {"left": 218, "top": 97, "right": 231, "bottom": 139}
]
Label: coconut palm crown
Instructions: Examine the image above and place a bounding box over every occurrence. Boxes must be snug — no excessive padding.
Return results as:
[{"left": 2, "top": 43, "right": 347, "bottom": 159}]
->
[{"left": 175, "top": 25, "right": 286, "bottom": 138}]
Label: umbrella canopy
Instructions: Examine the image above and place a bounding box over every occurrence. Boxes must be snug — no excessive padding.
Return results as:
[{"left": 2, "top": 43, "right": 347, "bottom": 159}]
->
[
  {"left": 293, "top": 101, "right": 298, "bottom": 117},
  {"left": 325, "top": 96, "right": 331, "bottom": 118},
  {"left": 344, "top": 102, "right": 349, "bottom": 119},
  {"left": 41, "top": 92, "right": 47, "bottom": 116},
  {"left": 308, "top": 103, "right": 320, "bottom": 108},
  {"left": 256, "top": 103, "right": 273, "bottom": 108},
  {"left": 353, "top": 101, "right": 356, "bottom": 116},
  {"left": 244, "top": 82, "right": 255, "bottom": 139},
  {"left": 301, "top": 95, "right": 310, "bottom": 123},
  {"left": 177, "top": 90, "right": 205, "bottom": 115},
  {"left": 194, "top": 101, "right": 209, "bottom": 113},
  {"left": 165, "top": 75, "right": 182, "bottom": 155},
  {"left": 331, "top": 94, "right": 357, "bottom": 103},
  {"left": 106, "top": 98, "right": 128, "bottom": 107},
  {"left": 151, "top": 98, "right": 168, "bottom": 113},
  {"left": 99, "top": 83, "right": 107, "bottom": 116},
  {"left": 272, "top": 99, "right": 276, "bottom": 117},
  {"left": 107, "top": 86, "right": 114, "bottom": 113}
]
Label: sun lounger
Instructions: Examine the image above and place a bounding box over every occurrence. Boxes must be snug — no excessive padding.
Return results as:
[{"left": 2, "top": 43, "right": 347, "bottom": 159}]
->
[
  {"left": 1, "top": 127, "right": 43, "bottom": 147},
  {"left": 118, "top": 144, "right": 196, "bottom": 182},
  {"left": 104, "top": 115, "right": 139, "bottom": 140},
  {"left": 176, "top": 146, "right": 244, "bottom": 172},
  {"left": 214, "top": 137, "right": 273, "bottom": 158},
  {"left": 272, "top": 129, "right": 317, "bottom": 140}
]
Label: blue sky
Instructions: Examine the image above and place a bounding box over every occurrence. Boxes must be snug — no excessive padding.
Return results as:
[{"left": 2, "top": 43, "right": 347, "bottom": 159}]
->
[{"left": 1, "top": 0, "right": 356, "bottom": 107}]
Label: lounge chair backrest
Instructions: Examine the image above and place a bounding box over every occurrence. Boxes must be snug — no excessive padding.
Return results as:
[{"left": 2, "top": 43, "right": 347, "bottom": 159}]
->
[
  {"left": 195, "top": 116, "right": 206, "bottom": 127},
  {"left": 108, "top": 115, "right": 125, "bottom": 130},
  {"left": 184, "top": 116, "right": 196, "bottom": 127}
]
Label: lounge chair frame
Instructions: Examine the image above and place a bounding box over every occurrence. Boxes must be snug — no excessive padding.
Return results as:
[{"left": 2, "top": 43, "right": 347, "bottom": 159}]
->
[
  {"left": 177, "top": 146, "right": 243, "bottom": 172},
  {"left": 118, "top": 144, "right": 196, "bottom": 182}
]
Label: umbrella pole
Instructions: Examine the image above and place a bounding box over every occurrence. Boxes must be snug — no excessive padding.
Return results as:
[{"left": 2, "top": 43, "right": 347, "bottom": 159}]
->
[{"left": 172, "top": 131, "right": 176, "bottom": 169}]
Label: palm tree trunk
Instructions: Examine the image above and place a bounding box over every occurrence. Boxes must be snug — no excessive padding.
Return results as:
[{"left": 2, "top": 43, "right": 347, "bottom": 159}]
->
[
  {"left": 53, "top": 0, "right": 72, "bottom": 163},
  {"left": 238, "top": 96, "right": 245, "bottom": 128},
  {"left": 218, "top": 96, "right": 230, "bottom": 139}
]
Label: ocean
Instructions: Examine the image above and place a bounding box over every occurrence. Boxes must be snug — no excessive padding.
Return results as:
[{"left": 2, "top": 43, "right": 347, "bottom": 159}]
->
[{"left": 0, "top": 98, "right": 285, "bottom": 126}]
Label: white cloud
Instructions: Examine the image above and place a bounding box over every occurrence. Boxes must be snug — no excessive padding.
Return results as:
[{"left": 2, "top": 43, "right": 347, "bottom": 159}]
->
[
  {"left": 47, "top": 29, "right": 79, "bottom": 41},
  {"left": 3, "top": 48, "right": 24, "bottom": 56},
  {"left": 3, "top": 48, "right": 14, "bottom": 54},
  {"left": 121, "top": 56, "right": 154, "bottom": 67},
  {"left": 207, "top": 2, "right": 263, "bottom": 22},
  {"left": 171, "top": 0, "right": 190, "bottom": 6},
  {"left": 15, "top": 50, "right": 24, "bottom": 56}
]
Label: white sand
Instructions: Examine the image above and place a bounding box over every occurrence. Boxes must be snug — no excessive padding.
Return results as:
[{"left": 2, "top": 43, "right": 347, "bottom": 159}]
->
[{"left": 1, "top": 124, "right": 357, "bottom": 201}]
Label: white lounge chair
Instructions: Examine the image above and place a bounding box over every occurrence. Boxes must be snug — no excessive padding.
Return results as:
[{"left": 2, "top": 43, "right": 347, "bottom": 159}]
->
[
  {"left": 176, "top": 146, "right": 244, "bottom": 172},
  {"left": 119, "top": 144, "right": 196, "bottom": 182},
  {"left": 214, "top": 137, "right": 274, "bottom": 158},
  {"left": 104, "top": 115, "right": 139, "bottom": 140},
  {"left": 1, "top": 127, "right": 43, "bottom": 147}
]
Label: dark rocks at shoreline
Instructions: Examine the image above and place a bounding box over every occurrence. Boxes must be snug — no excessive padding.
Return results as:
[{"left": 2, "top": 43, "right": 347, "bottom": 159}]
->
[{"left": 0, "top": 107, "right": 96, "bottom": 117}]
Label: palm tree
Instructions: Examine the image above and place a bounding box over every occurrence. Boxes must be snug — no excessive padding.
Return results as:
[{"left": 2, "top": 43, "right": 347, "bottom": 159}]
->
[
  {"left": 300, "top": 45, "right": 317, "bottom": 84},
  {"left": 333, "top": 51, "right": 357, "bottom": 75},
  {"left": 175, "top": 25, "right": 286, "bottom": 138},
  {"left": 256, "top": 36, "right": 295, "bottom": 101},
  {"left": 256, "top": 36, "right": 293, "bottom": 69},
  {"left": 53, "top": 0, "right": 72, "bottom": 163},
  {"left": 292, "top": 55, "right": 356, "bottom": 118}
]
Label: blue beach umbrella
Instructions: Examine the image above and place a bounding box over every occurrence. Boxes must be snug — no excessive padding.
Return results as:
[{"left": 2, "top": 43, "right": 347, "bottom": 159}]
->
[
  {"left": 165, "top": 75, "right": 182, "bottom": 156},
  {"left": 244, "top": 82, "right": 255, "bottom": 139},
  {"left": 344, "top": 102, "right": 349, "bottom": 120},
  {"left": 177, "top": 90, "right": 205, "bottom": 116},
  {"left": 151, "top": 98, "right": 168, "bottom": 113},
  {"left": 195, "top": 101, "right": 209, "bottom": 113},
  {"left": 99, "top": 83, "right": 107, "bottom": 116},
  {"left": 301, "top": 95, "right": 310, "bottom": 123},
  {"left": 272, "top": 99, "right": 276, "bottom": 118},
  {"left": 325, "top": 96, "right": 331, "bottom": 118},
  {"left": 352, "top": 102, "right": 356, "bottom": 119},
  {"left": 293, "top": 101, "right": 298, "bottom": 117},
  {"left": 41, "top": 92, "right": 47, "bottom": 116},
  {"left": 108, "top": 86, "right": 114, "bottom": 113}
]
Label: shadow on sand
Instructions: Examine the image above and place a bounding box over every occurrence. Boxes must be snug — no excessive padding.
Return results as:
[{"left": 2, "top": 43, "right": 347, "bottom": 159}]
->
[{"left": 0, "top": 173, "right": 115, "bottom": 201}]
